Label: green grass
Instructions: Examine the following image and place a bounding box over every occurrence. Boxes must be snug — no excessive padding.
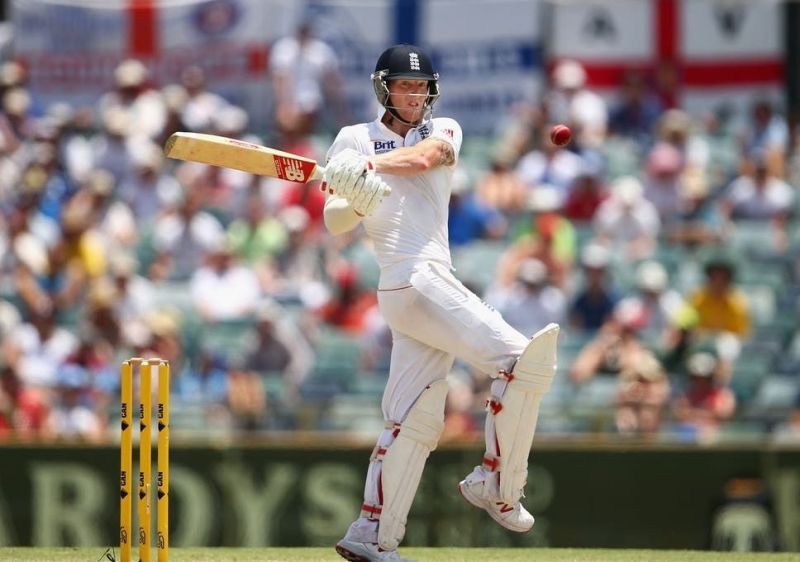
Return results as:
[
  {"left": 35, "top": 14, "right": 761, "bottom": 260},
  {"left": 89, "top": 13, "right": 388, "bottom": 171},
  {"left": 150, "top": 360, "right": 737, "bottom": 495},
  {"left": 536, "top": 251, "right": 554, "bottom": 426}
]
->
[{"left": 0, "top": 548, "right": 797, "bottom": 562}]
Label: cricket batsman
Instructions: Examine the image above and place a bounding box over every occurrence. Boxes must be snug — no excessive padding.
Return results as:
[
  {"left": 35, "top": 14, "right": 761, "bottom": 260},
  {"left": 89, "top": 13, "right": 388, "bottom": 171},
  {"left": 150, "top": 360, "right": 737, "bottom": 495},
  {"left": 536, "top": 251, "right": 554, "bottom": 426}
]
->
[{"left": 322, "top": 44, "right": 559, "bottom": 562}]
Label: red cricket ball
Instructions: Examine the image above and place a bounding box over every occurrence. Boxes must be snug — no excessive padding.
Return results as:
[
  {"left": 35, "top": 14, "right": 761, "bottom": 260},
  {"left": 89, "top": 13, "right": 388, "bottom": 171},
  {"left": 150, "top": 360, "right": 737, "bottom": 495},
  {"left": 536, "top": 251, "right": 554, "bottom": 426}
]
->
[{"left": 550, "top": 124, "right": 572, "bottom": 147}]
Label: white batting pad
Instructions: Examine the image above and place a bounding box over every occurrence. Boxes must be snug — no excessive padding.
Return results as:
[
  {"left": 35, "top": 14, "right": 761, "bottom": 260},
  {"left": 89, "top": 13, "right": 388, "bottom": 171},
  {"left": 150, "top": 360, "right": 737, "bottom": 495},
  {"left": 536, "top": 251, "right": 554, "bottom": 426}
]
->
[
  {"left": 378, "top": 379, "right": 448, "bottom": 550},
  {"left": 493, "top": 323, "right": 558, "bottom": 504}
]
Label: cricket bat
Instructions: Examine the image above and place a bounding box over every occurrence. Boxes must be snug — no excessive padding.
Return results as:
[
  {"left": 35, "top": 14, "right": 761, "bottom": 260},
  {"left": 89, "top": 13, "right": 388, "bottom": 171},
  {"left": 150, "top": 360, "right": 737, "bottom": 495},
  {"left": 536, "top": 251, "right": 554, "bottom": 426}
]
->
[{"left": 164, "top": 132, "right": 323, "bottom": 183}]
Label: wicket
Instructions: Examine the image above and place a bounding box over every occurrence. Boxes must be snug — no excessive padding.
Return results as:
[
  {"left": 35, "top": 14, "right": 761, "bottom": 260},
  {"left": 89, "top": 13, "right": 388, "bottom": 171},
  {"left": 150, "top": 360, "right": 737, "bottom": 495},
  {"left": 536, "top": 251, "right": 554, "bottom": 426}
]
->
[{"left": 120, "top": 358, "right": 170, "bottom": 562}]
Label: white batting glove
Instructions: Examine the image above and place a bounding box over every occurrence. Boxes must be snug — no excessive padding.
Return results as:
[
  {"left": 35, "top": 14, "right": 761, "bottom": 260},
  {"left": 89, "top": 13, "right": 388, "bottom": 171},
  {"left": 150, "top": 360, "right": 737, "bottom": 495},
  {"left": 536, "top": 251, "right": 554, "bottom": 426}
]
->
[
  {"left": 322, "top": 148, "right": 373, "bottom": 200},
  {"left": 350, "top": 174, "right": 391, "bottom": 217}
]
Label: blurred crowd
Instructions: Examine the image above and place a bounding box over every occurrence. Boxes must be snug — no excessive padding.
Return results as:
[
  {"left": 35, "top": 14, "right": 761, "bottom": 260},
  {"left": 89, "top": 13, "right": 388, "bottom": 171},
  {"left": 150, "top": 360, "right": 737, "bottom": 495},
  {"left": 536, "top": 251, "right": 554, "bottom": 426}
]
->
[{"left": 0, "top": 29, "right": 799, "bottom": 444}]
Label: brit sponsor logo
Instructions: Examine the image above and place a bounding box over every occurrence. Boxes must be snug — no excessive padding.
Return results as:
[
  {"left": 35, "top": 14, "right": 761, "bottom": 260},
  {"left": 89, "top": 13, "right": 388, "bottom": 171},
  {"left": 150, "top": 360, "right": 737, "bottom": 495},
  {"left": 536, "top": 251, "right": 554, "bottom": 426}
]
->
[
  {"left": 373, "top": 140, "right": 396, "bottom": 153},
  {"left": 442, "top": 128, "right": 454, "bottom": 138}
]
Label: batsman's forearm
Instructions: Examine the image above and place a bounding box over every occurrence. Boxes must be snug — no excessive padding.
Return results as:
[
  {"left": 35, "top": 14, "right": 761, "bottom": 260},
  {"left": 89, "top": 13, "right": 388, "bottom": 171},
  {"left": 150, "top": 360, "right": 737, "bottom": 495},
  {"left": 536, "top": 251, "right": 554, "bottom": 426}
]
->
[
  {"left": 324, "top": 195, "right": 363, "bottom": 235},
  {"left": 373, "top": 143, "right": 442, "bottom": 176}
]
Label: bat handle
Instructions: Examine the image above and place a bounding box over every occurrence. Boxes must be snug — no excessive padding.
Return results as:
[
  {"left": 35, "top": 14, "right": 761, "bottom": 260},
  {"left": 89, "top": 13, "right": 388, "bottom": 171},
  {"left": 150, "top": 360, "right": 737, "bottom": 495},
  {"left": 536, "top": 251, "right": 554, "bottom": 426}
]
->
[{"left": 311, "top": 165, "right": 325, "bottom": 182}]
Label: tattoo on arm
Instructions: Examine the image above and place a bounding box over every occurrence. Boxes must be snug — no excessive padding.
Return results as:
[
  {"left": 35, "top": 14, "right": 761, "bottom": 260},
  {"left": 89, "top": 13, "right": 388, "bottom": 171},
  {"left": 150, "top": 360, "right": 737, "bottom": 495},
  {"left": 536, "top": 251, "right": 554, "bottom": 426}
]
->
[{"left": 437, "top": 140, "right": 455, "bottom": 166}]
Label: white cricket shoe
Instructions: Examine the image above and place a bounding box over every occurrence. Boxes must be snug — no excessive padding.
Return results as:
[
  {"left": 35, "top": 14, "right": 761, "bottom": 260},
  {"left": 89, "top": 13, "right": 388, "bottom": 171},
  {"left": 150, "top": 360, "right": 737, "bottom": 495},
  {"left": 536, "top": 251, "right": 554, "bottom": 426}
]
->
[
  {"left": 335, "top": 538, "right": 416, "bottom": 562},
  {"left": 458, "top": 466, "right": 535, "bottom": 532}
]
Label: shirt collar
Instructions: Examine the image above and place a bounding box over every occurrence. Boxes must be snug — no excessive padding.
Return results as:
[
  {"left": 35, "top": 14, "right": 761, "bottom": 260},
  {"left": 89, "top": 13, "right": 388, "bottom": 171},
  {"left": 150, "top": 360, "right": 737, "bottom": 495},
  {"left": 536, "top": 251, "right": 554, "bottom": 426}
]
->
[{"left": 373, "top": 110, "right": 433, "bottom": 142}]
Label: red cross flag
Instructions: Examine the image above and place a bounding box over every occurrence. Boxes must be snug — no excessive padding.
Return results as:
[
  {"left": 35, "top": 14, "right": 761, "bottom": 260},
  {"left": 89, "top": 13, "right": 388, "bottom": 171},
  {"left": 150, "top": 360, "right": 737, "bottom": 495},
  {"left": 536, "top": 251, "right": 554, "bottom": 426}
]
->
[{"left": 550, "top": 0, "right": 784, "bottom": 112}]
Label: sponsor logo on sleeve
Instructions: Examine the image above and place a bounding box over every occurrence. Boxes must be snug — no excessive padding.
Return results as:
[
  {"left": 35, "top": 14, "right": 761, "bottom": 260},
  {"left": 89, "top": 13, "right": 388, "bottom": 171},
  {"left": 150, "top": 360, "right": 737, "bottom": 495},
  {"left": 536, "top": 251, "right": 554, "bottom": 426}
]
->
[{"left": 442, "top": 128, "right": 454, "bottom": 138}]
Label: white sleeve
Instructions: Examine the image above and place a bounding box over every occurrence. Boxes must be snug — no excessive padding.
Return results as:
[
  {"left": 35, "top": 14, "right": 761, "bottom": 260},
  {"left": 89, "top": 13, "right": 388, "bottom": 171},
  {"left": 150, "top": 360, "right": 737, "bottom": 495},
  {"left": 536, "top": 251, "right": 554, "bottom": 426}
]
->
[
  {"left": 428, "top": 118, "right": 463, "bottom": 159},
  {"left": 325, "top": 126, "right": 363, "bottom": 163}
]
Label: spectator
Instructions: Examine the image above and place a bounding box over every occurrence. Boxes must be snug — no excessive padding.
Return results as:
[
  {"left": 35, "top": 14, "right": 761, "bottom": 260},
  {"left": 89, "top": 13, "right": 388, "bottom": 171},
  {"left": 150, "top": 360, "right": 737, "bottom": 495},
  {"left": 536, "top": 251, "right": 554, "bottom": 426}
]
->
[
  {"left": 625, "top": 261, "right": 686, "bottom": 344},
  {"left": 59, "top": 196, "right": 107, "bottom": 279},
  {"left": 570, "top": 298, "right": 650, "bottom": 383},
  {"left": 241, "top": 301, "right": 313, "bottom": 397},
  {"left": 33, "top": 141, "right": 74, "bottom": 222},
  {"left": 118, "top": 141, "right": 181, "bottom": 224},
  {"left": 319, "top": 265, "right": 377, "bottom": 334},
  {"left": 441, "top": 370, "right": 480, "bottom": 443},
  {"left": 15, "top": 231, "right": 82, "bottom": 316},
  {"left": 61, "top": 105, "right": 97, "bottom": 185},
  {"left": 139, "top": 311, "right": 184, "bottom": 377},
  {"left": 722, "top": 152, "right": 793, "bottom": 222},
  {"left": 45, "top": 364, "right": 104, "bottom": 442},
  {"left": 593, "top": 176, "right": 660, "bottom": 262},
  {"left": 644, "top": 142, "right": 685, "bottom": 223},
  {"left": 688, "top": 255, "right": 750, "bottom": 340},
  {"left": 448, "top": 168, "right": 506, "bottom": 247},
  {"left": 2, "top": 86, "right": 34, "bottom": 141},
  {"left": 474, "top": 152, "right": 528, "bottom": 212},
  {"left": 562, "top": 155, "right": 608, "bottom": 223},
  {"left": 92, "top": 106, "right": 136, "bottom": 184},
  {"left": 227, "top": 365, "right": 267, "bottom": 431},
  {"left": 485, "top": 258, "right": 567, "bottom": 336},
  {"left": 159, "top": 84, "right": 189, "bottom": 146},
  {"left": 9, "top": 308, "right": 78, "bottom": 387},
  {"left": 227, "top": 191, "right": 288, "bottom": 267},
  {"left": 665, "top": 168, "right": 727, "bottom": 247},
  {"left": 172, "top": 349, "right": 232, "bottom": 430},
  {"left": 547, "top": 59, "right": 608, "bottom": 148},
  {"left": 180, "top": 66, "right": 229, "bottom": 133},
  {"left": 501, "top": 187, "right": 575, "bottom": 289},
  {"left": 80, "top": 277, "right": 123, "bottom": 348},
  {"left": 742, "top": 99, "right": 788, "bottom": 175},
  {"left": 109, "top": 254, "right": 155, "bottom": 323},
  {"left": 98, "top": 59, "right": 166, "bottom": 141},
  {"left": 515, "top": 127, "right": 584, "bottom": 204},
  {"left": 2, "top": 167, "right": 59, "bottom": 250},
  {"left": 269, "top": 21, "right": 348, "bottom": 141},
  {"left": 71, "top": 169, "right": 139, "bottom": 252},
  {"left": 360, "top": 310, "right": 392, "bottom": 374},
  {"left": 609, "top": 70, "right": 663, "bottom": 142},
  {"left": 615, "top": 350, "right": 670, "bottom": 437},
  {"left": 189, "top": 242, "right": 261, "bottom": 322},
  {"left": 492, "top": 102, "right": 546, "bottom": 166},
  {"left": 269, "top": 205, "right": 330, "bottom": 305},
  {"left": 569, "top": 244, "right": 619, "bottom": 332},
  {"left": 0, "top": 364, "right": 50, "bottom": 441},
  {"left": 151, "top": 186, "right": 225, "bottom": 281},
  {"left": 672, "top": 349, "right": 736, "bottom": 441},
  {"left": 656, "top": 109, "right": 709, "bottom": 171}
]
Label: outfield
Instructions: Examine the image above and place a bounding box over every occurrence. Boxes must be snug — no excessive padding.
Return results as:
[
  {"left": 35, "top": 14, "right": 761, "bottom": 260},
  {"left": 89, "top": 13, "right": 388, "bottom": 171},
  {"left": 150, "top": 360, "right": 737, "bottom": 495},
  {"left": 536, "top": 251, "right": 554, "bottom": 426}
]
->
[{"left": 1, "top": 548, "right": 797, "bottom": 562}]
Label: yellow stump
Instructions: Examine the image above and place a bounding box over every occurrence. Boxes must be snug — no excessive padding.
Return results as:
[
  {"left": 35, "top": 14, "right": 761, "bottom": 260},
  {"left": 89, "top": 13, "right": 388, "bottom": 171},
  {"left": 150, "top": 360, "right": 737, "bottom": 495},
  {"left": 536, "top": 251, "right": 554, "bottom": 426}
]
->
[
  {"left": 120, "top": 361, "right": 133, "bottom": 562},
  {"left": 138, "top": 360, "right": 152, "bottom": 562},
  {"left": 157, "top": 361, "right": 170, "bottom": 562}
]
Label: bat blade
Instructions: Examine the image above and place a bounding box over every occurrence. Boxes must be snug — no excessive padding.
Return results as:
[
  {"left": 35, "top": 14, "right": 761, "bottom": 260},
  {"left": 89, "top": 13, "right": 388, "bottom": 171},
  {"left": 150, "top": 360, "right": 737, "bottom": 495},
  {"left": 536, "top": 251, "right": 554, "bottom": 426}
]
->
[{"left": 164, "top": 132, "right": 322, "bottom": 183}]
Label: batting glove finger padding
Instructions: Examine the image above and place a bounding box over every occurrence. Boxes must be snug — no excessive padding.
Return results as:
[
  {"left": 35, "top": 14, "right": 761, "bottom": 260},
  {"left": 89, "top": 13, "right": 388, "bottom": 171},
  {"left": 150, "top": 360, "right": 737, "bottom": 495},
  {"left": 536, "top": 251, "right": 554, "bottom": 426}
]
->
[
  {"left": 323, "top": 149, "right": 373, "bottom": 199},
  {"left": 351, "top": 175, "right": 391, "bottom": 217}
]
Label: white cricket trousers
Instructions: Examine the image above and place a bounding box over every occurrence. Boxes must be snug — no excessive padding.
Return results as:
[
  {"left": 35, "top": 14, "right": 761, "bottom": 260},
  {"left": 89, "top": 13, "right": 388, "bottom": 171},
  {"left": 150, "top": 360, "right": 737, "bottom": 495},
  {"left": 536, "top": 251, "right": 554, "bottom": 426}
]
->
[
  {"left": 345, "top": 261, "right": 531, "bottom": 545},
  {"left": 377, "top": 260, "right": 529, "bottom": 422}
]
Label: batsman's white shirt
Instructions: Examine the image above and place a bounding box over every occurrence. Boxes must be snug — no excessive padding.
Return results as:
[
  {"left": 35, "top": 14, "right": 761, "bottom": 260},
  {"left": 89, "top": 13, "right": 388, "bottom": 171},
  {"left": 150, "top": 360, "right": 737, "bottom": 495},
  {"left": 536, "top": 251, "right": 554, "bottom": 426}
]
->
[
  {"left": 327, "top": 115, "right": 460, "bottom": 290},
  {"left": 327, "top": 114, "right": 527, "bottom": 421}
]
